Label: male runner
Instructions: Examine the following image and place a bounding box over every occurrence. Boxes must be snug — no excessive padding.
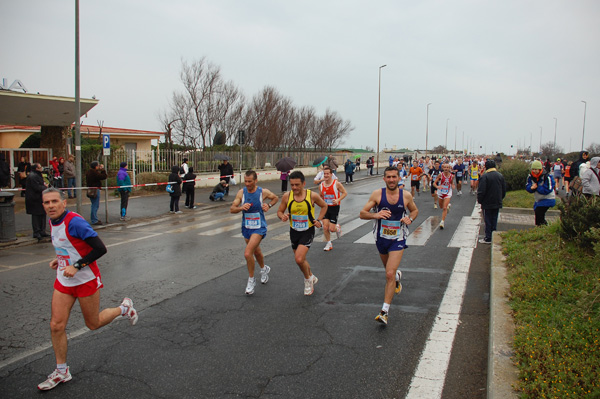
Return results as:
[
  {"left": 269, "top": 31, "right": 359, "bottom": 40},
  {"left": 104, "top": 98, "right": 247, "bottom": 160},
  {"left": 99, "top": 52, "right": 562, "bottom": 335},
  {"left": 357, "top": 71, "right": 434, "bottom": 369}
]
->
[
  {"left": 277, "top": 171, "right": 328, "bottom": 295},
  {"left": 434, "top": 162, "right": 455, "bottom": 229},
  {"left": 409, "top": 160, "right": 424, "bottom": 197},
  {"left": 359, "top": 167, "right": 418, "bottom": 325},
  {"left": 37, "top": 188, "right": 137, "bottom": 391},
  {"left": 429, "top": 159, "right": 442, "bottom": 208},
  {"left": 469, "top": 160, "right": 480, "bottom": 195},
  {"left": 453, "top": 157, "right": 465, "bottom": 195},
  {"left": 319, "top": 166, "right": 347, "bottom": 251},
  {"left": 230, "top": 170, "right": 278, "bottom": 295}
]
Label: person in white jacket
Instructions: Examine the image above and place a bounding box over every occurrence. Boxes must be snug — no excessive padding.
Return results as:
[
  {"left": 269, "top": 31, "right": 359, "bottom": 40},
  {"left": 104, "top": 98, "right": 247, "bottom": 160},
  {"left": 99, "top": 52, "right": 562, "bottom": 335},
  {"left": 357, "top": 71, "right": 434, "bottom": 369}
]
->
[{"left": 581, "top": 157, "right": 600, "bottom": 198}]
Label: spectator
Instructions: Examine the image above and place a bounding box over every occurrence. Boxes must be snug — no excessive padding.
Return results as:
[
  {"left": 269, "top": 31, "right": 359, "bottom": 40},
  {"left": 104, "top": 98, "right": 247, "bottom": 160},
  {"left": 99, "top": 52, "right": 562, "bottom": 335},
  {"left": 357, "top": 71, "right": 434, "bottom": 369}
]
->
[
  {"left": 572, "top": 151, "right": 590, "bottom": 178},
  {"left": 168, "top": 165, "right": 182, "bottom": 214},
  {"left": 85, "top": 161, "right": 107, "bottom": 226},
  {"left": 477, "top": 160, "right": 506, "bottom": 244},
  {"left": 217, "top": 159, "right": 234, "bottom": 196},
  {"left": 366, "top": 156, "right": 374, "bottom": 175},
  {"left": 526, "top": 160, "right": 556, "bottom": 226},
  {"left": 63, "top": 155, "right": 76, "bottom": 198},
  {"left": 25, "top": 163, "right": 49, "bottom": 240},
  {"left": 116, "top": 162, "right": 132, "bottom": 221},
  {"left": 0, "top": 153, "right": 10, "bottom": 188},
  {"left": 16, "top": 156, "right": 31, "bottom": 197},
  {"left": 49, "top": 156, "right": 61, "bottom": 187},
  {"left": 183, "top": 167, "right": 197, "bottom": 209},
  {"left": 581, "top": 157, "right": 600, "bottom": 198},
  {"left": 210, "top": 180, "right": 228, "bottom": 201},
  {"left": 355, "top": 157, "right": 360, "bottom": 171},
  {"left": 180, "top": 158, "right": 189, "bottom": 177},
  {"left": 344, "top": 158, "right": 355, "bottom": 184},
  {"left": 58, "top": 157, "right": 65, "bottom": 187},
  {"left": 280, "top": 170, "right": 289, "bottom": 192}
]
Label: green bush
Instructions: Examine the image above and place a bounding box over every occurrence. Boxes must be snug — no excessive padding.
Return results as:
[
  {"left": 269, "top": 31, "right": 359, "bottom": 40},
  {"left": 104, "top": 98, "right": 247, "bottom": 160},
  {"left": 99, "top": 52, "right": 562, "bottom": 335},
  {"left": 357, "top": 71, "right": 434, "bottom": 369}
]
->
[
  {"left": 499, "top": 159, "right": 531, "bottom": 191},
  {"left": 558, "top": 195, "right": 600, "bottom": 250},
  {"left": 135, "top": 172, "right": 170, "bottom": 192}
]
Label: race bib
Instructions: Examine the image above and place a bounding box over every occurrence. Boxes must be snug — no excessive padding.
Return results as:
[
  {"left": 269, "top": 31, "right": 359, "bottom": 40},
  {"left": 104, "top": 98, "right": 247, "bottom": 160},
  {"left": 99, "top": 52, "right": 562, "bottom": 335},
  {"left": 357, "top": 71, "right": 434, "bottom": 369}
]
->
[
  {"left": 440, "top": 184, "right": 450, "bottom": 194},
  {"left": 380, "top": 220, "right": 401, "bottom": 240},
  {"left": 324, "top": 194, "right": 335, "bottom": 205},
  {"left": 244, "top": 212, "right": 261, "bottom": 229},
  {"left": 291, "top": 214, "right": 309, "bottom": 231},
  {"left": 456, "top": 171, "right": 463, "bottom": 177},
  {"left": 55, "top": 247, "right": 71, "bottom": 271},
  {"left": 412, "top": 174, "right": 419, "bottom": 180}
]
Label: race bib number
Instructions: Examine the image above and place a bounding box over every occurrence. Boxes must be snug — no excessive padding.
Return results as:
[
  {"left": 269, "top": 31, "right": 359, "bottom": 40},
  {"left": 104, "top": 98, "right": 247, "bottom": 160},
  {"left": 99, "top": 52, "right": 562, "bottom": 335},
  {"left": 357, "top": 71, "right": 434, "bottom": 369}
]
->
[
  {"left": 412, "top": 174, "right": 419, "bottom": 180},
  {"left": 244, "top": 212, "right": 261, "bottom": 229},
  {"left": 456, "top": 171, "right": 463, "bottom": 177},
  {"left": 324, "top": 194, "right": 335, "bottom": 205},
  {"left": 380, "top": 220, "right": 401, "bottom": 240},
  {"left": 55, "top": 248, "right": 71, "bottom": 271},
  {"left": 291, "top": 214, "right": 309, "bottom": 231},
  {"left": 440, "top": 184, "right": 450, "bottom": 195}
]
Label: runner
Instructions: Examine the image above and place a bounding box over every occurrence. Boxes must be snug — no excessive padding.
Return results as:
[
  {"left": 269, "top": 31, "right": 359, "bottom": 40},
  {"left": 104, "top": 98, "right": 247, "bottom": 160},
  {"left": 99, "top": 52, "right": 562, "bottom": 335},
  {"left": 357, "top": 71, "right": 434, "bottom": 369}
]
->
[
  {"left": 422, "top": 156, "right": 432, "bottom": 189},
  {"left": 37, "top": 187, "right": 138, "bottom": 391},
  {"left": 359, "top": 166, "right": 418, "bottom": 325},
  {"left": 552, "top": 158, "right": 564, "bottom": 194},
  {"left": 429, "top": 159, "right": 442, "bottom": 208},
  {"left": 434, "top": 162, "right": 455, "bottom": 229},
  {"left": 409, "top": 160, "right": 424, "bottom": 197},
  {"left": 277, "top": 171, "right": 328, "bottom": 296},
  {"left": 469, "top": 160, "right": 480, "bottom": 195},
  {"left": 453, "top": 156, "right": 465, "bottom": 195},
  {"left": 230, "top": 170, "right": 279, "bottom": 295},
  {"left": 319, "top": 166, "right": 348, "bottom": 251}
]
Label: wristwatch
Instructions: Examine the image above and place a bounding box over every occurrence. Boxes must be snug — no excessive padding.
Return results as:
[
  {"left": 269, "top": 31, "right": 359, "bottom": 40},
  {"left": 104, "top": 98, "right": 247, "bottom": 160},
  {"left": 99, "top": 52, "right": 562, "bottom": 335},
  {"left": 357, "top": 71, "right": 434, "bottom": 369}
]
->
[
  {"left": 73, "top": 261, "right": 86, "bottom": 270},
  {"left": 408, "top": 217, "right": 414, "bottom": 222},
  {"left": 268, "top": 203, "right": 273, "bottom": 208}
]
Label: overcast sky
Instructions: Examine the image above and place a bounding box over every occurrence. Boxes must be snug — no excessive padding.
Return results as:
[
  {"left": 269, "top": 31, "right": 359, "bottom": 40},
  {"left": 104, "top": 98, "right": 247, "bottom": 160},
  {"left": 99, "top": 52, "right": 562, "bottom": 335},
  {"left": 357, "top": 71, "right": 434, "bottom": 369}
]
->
[{"left": 3, "top": 0, "right": 599, "bottom": 155}]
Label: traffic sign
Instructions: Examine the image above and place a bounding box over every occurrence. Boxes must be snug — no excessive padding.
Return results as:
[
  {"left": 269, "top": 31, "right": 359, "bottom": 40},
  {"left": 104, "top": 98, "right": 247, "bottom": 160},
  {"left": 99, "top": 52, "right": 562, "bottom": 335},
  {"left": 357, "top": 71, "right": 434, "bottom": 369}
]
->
[{"left": 103, "top": 134, "right": 110, "bottom": 156}]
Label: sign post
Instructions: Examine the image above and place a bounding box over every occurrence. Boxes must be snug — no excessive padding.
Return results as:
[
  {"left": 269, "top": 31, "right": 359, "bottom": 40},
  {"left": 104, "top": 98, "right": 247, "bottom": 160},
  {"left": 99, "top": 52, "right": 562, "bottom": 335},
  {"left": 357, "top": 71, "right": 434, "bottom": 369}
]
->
[{"left": 102, "top": 134, "right": 110, "bottom": 223}]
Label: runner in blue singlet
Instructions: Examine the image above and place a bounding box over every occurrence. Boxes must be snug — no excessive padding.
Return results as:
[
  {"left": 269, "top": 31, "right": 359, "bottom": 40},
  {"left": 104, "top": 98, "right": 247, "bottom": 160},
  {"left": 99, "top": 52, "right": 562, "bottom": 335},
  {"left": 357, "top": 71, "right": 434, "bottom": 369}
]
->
[
  {"left": 230, "top": 170, "right": 278, "bottom": 295},
  {"left": 360, "top": 166, "right": 418, "bottom": 325}
]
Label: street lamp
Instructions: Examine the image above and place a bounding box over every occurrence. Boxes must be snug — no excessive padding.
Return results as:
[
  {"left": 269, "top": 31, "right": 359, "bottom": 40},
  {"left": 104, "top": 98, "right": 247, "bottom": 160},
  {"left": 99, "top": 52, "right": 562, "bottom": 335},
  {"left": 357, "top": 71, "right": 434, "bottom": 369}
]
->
[
  {"left": 553, "top": 117, "right": 557, "bottom": 156},
  {"left": 539, "top": 126, "right": 542, "bottom": 154},
  {"left": 425, "top": 103, "right": 432, "bottom": 156},
  {"left": 376, "top": 64, "right": 387, "bottom": 175},
  {"left": 581, "top": 100, "right": 587, "bottom": 151}
]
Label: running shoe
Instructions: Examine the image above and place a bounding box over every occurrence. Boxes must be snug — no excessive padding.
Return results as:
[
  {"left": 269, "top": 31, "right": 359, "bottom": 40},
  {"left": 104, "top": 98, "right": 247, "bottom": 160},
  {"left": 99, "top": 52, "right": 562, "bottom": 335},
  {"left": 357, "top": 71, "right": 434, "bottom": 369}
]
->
[
  {"left": 323, "top": 242, "right": 333, "bottom": 251},
  {"left": 175, "top": 211, "right": 183, "bottom": 214},
  {"left": 440, "top": 220, "right": 445, "bottom": 229},
  {"left": 447, "top": 203, "right": 451, "bottom": 212},
  {"left": 121, "top": 297, "right": 138, "bottom": 326},
  {"left": 458, "top": 190, "right": 462, "bottom": 196},
  {"left": 260, "top": 265, "right": 271, "bottom": 284},
  {"left": 375, "top": 310, "right": 388, "bottom": 325},
  {"left": 245, "top": 278, "right": 256, "bottom": 295},
  {"left": 335, "top": 224, "right": 342, "bottom": 239},
  {"left": 304, "top": 275, "right": 318, "bottom": 296},
  {"left": 417, "top": 191, "right": 420, "bottom": 196},
  {"left": 38, "top": 368, "right": 72, "bottom": 390},
  {"left": 395, "top": 270, "right": 403, "bottom": 294},
  {"left": 434, "top": 203, "right": 438, "bottom": 209},
  {"left": 478, "top": 238, "right": 491, "bottom": 244}
]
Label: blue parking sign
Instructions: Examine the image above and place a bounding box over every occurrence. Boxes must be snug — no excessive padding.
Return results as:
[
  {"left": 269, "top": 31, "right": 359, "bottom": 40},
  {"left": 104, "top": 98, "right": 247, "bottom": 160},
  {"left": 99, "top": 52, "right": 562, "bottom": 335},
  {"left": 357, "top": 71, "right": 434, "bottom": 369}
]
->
[{"left": 103, "top": 134, "right": 110, "bottom": 155}]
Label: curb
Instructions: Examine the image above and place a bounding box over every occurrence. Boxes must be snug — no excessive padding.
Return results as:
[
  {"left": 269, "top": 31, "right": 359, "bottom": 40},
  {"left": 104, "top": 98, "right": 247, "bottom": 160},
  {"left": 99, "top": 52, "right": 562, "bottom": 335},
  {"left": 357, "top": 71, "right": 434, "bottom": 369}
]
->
[{"left": 488, "top": 232, "right": 519, "bottom": 398}]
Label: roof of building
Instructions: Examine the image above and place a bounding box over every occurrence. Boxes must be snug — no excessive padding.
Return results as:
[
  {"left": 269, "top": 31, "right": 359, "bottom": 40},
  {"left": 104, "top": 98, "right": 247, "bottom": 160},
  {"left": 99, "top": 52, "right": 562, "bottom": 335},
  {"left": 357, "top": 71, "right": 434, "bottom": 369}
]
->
[{"left": 0, "top": 124, "right": 164, "bottom": 137}]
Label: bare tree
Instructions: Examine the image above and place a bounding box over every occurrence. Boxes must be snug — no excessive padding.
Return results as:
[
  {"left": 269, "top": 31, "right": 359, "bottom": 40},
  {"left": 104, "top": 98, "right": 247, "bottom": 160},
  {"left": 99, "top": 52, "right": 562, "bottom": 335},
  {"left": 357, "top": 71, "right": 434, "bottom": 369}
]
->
[
  {"left": 586, "top": 142, "right": 600, "bottom": 156},
  {"left": 540, "top": 141, "right": 563, "bottom": 160},
  {"left": 312, "top": 109, "right": 353, "bottom": 151}
]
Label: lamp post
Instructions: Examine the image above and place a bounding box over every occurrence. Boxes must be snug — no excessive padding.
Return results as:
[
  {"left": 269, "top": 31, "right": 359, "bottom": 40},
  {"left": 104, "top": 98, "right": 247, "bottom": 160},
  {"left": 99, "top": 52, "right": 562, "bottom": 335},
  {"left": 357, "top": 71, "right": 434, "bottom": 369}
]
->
[
  {"left": 553, "top": 117, "right": 557, "bottom": 156},
  {"left": 581, "top": 100, "right": 587, "bottom": 151},
  {"left": 445, "top": 118, "right": 449, "bottom": 152},
  {"left": 539, "top": 126, "right": 542, "bottom": 154},
  {"left": 75, "top": 0, "right": 82, "bottom": 214},
  {"left": 425, "top": 103, "right": 432, "bottom": 157},
  {"left": 376, "top": 64, "right": 387, "bottom": 175}
]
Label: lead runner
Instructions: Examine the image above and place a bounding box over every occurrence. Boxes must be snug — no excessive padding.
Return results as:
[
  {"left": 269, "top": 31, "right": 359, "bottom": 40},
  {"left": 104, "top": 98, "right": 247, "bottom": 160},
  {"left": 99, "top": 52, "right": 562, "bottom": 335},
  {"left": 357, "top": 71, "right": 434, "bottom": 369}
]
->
[{"left": 359, "top": 166, "right": 418, "bottom": 325}]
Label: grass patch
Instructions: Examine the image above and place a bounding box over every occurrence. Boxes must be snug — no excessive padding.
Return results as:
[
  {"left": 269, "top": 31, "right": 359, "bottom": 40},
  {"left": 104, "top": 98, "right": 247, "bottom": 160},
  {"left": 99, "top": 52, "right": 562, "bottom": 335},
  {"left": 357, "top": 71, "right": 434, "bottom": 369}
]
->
[
  {"left": 503, "top": 190, "right": 535, "bottom": 209},
  {"left": 502, "top": 223, "right": 600, "bottom": 398}
]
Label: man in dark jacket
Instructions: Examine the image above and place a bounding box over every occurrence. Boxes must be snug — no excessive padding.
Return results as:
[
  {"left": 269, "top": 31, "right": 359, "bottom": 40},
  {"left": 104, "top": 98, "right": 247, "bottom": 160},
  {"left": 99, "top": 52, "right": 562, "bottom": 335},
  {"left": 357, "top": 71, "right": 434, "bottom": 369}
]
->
[
  {"left": 183, "top": 167, "right": 197, "bottom": 209},
  {"left": 25, "top": 163, "right": 49, "bottom": 240},
  {"left": 0, "top": 153, "right": 10, "bottom": 188},
  {"left": 85, "top": 161, "right": 107, "bottom": 225},
  {"left": 210, "top": 180, "right": 228, "bottom": 201},
  {"left": 571, "top": 151, "right": 590, "bottom": 178},
  {"left": 217, "top": 159, "right": 234, "bottom": 195},
  {"left": 168, "top": 165, "right": 182, "bottom": 213},
  {"left": 477, "top": 160, "right": 506, "bottom": 244}
]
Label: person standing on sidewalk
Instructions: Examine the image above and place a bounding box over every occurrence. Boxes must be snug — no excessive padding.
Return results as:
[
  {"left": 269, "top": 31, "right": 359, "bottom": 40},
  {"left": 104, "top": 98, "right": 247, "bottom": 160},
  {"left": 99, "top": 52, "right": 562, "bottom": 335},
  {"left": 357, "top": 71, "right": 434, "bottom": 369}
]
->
[
  {"left": 168, "top": 165, "right": 183, "bottom": 214},
  {"left": 26, "top": 163, "right": 49, "bottom": 240},
  {"left": 526, "top": 160, "right": 556, "bottom": 226},
  {"left": 277, "top": 171, "right": 328, "bottom": 296},
  {"left": 116, "top": 162, "right": 132, "bottom": 221},
  {"left": 183, "top": 167, "right": 197, "bottom": 209},
  {"left": 85, "top": 161, "right": 107, "bottom": 226},
  {"left": 359, "top": 166, "right": 418, "bottom": 325},
  {"left": 37, "top": 187, "right": 138, "bottom": 391},
  {"left": 230, "top": 170, "right": 278, "bottom": 295},
  {"left": 344, "top": 158, "right": 356, "bottom": 184},
  {"left": 319, "top": 166, "right": 347, "bottom": 251},
  {"left": 477, "top": 160, "right": 506, "bottom": 244},
  {"left": 217, "top": 159, "right": 234, "bottom": 196},
  {"left": 63, "top": 155, "right": 76, "bottom": 199}
]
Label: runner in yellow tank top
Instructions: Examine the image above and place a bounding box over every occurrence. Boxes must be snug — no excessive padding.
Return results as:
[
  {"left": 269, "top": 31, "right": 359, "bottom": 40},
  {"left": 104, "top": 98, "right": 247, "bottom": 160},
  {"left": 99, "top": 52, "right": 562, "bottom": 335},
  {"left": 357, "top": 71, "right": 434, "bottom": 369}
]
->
[{"left": 277, "top": 171, "right": 328, "bottom": 296}]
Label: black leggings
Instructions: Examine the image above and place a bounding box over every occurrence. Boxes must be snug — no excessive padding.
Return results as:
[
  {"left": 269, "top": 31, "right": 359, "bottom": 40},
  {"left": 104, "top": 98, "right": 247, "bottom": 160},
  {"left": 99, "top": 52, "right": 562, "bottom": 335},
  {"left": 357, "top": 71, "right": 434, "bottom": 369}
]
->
[
  {"left": 170, "top": 196, "right": 180, "bottom": 212},
  {"left": 534, "top": 206, "right": 549, "bottom": 226}
]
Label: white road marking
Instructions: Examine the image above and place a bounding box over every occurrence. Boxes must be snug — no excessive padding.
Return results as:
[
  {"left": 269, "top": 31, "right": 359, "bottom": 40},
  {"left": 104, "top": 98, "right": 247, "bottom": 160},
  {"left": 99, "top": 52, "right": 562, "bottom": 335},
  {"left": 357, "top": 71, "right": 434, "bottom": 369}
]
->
[{"left": 404, "top": 204, "right": 479, "bottom": 399}]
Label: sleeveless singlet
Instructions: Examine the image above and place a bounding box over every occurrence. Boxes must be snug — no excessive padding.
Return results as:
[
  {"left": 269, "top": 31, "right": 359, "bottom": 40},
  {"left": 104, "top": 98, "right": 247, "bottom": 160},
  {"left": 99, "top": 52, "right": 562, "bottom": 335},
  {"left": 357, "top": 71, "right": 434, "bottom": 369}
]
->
[
  {"left": 437, "top": 173, "right": 453, "bottom": 198},
  {"left": 320, "top": 180, "right": 340, "bottom": 206},
  {"left": 241, "top": 186, "right": 267, "bottom": 231},
  {"left": 470, "top": 164, "right": 479, "bottom": 180},
  {"left": 287, "top": 189, "right": 316, "bottom": 231},
  {"left": 373, "top": 188, "right": 409, "bottom": 242}
]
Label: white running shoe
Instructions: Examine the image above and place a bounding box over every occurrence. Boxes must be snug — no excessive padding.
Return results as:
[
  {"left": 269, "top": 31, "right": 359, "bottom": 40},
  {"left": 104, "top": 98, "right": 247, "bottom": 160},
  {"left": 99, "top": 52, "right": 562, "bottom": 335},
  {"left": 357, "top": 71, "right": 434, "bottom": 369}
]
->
[
  {"left": 245, "top": 278, "right": 256, "bottom": 295},
  {"left": 121, "top": 297, "right": 138, "bottom": 326},
  {"left": 440, "top": 220, "right": 445, "bottom": 229},
  {"left": 335, "top": 224, "right": 342, "bottom": 239},
  {"left": 434, "top": 203, "right": 438, "bottom": 209},
  {"left": 38, "top": 368, "right": 72, "bottom": 390},
  {"left": 458, "top": 190, "right": 462, "bottom": 196},
  {"left": 323, "top": 242, "right": 333, "bottom": 251},
  {"left": 304, "top": 275, "right": 318, "bottom": 296},
  {"left": 260, "top": 265, "right": 270, "bottom": 284}
]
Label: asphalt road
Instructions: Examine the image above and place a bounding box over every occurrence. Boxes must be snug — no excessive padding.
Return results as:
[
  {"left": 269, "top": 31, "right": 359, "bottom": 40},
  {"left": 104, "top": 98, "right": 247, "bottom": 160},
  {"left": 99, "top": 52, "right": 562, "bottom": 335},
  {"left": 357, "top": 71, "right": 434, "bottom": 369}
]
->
[{"left": 0, "top": 174, "right": 490, "bottom": 398}]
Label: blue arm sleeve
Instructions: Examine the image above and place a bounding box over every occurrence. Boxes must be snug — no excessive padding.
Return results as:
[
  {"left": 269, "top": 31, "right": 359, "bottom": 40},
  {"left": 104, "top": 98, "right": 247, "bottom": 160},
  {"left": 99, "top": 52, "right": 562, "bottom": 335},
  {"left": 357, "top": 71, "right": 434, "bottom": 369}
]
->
[{"left": 68, "top": 216, "right": 98, "bottom": 241}]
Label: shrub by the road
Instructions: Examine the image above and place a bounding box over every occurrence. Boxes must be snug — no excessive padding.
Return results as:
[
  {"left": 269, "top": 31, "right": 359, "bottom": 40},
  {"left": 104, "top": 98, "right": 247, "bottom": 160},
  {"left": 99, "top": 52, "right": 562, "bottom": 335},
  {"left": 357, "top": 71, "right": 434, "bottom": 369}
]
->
[{"left": 499, "top": 159, "right": 531, "bottom": 191}]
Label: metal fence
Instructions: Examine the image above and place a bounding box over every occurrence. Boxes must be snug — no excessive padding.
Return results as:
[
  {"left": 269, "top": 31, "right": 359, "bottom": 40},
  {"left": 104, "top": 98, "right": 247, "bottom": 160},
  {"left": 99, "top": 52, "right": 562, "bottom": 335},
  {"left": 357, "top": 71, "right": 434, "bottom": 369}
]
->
[{"left": 84, "top": 149, "right": 373, "bottom": 175}]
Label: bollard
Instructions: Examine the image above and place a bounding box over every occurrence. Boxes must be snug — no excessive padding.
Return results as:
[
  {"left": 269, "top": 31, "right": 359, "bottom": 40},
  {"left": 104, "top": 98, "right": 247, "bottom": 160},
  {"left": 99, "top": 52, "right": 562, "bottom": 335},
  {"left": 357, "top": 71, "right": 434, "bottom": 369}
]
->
[{"left": 0, "top": 192, "right": 16, "bottom": 242}]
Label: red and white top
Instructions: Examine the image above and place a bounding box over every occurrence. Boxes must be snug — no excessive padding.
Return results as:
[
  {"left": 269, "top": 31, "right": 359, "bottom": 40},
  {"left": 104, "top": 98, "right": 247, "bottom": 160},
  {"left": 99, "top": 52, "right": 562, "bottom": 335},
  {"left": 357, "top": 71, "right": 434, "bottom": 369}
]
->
[
  {"left": 437, "top": 173, "right": 454, "bottom": 199},
  {"left": 320, "top": 180, "right": 341, "bottom": 206}
]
